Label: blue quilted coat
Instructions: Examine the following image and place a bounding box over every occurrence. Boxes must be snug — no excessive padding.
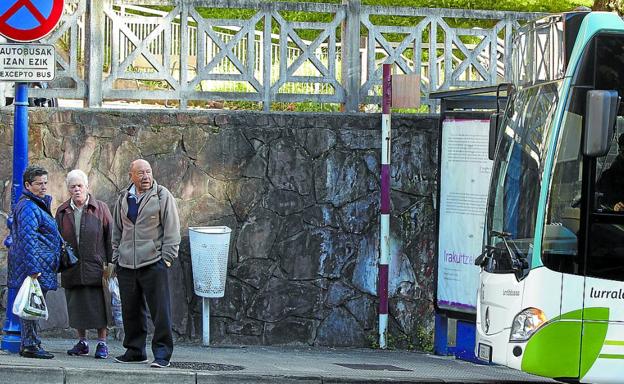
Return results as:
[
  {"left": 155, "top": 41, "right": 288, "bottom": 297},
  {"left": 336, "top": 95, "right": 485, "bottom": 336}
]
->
[{"left": 8, "top": 191, "right": 61, "bottom": 291}]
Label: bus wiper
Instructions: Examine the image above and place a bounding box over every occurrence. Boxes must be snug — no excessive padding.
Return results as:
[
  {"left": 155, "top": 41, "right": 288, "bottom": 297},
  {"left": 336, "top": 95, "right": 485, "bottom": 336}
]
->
[
  {"left": 491, "top": 230, "right": 528, "bottom": 271},
  {"left": 474, "top": 245, "right": 496, "bottom": 267}
]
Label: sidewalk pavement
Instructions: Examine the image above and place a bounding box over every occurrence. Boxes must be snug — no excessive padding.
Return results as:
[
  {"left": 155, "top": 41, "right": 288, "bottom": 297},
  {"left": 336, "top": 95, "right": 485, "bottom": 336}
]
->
[{"left": 0, "top": 338, "right": 557, "bottom": 384}]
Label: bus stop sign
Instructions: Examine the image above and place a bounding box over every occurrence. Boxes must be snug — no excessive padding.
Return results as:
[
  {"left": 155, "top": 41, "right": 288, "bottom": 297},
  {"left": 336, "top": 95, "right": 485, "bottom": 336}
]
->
[{"left": 0, "top": 0, "right": 64, "bottom": 42}]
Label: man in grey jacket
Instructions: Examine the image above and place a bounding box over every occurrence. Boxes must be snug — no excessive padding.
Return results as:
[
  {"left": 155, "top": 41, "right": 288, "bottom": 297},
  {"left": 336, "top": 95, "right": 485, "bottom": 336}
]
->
[{"left": 111, "top": 159, "right": 180, "bottom": 368}]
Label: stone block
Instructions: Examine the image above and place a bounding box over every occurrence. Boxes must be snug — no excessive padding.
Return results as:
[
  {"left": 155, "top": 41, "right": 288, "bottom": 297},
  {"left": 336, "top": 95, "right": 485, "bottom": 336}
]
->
[
  {"left": 236, "top": 211, "right": 278, "bottom": 262},
  {"left": 182, "top": 125, "right": 209, "bottom": 159},
  {"left": 264, "top": 189, "right": 308, "bottom": 217},
  {"left": 196, "top": 127, "right": 255, "bottom": 179},
  {"left": 137, "top": 126, "right": 182, "bottom": 156},
  {"left": 264, "top": 317, "right": 316, "bottom": 345},
  {"left": 326, "top": 281, "right": 355, "bottom": 307},
  {"left": 315, "top": 307, "right": 366, "bottom": 347},
  {"left": 314, "top": 151, "right": 376, "bottom": 206},
  {"left": 0, "top": 366, "right": 64, "bottom": 384},
  {"left": 247, "top": 278, "right": 320, "bottom": 322},
  {"left": 233, "top": 259, "right": 275, "bottom": 289},
  {"left": 65, "top": 368, "right": 195, "bottom": 384},
  {"left": 267, "top": 139, "right": 313, "bottom": 195}
]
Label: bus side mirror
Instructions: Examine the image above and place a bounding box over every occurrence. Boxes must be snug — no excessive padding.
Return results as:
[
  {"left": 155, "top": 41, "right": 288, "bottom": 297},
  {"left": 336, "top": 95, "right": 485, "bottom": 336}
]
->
[
  {"left": 584, "top": 90, "right": 619, "bottom": 157},
  {"left": 489, "top": 112, "right": 502, "bottom": 160}
]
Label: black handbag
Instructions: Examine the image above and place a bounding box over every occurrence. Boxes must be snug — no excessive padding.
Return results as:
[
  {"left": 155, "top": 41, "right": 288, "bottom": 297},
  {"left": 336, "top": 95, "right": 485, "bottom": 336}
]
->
[
  {"left": 58, "top": 241, "right": 78, "bottom": 272},
  {"left": 23, "top": 194, "right": 80, "bottom": 273}
]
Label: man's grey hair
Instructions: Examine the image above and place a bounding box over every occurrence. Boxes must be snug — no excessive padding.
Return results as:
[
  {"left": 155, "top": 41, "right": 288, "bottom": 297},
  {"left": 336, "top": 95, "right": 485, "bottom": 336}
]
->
[{"left": 66, "top": 169, "right": 89, "bottom": 187}]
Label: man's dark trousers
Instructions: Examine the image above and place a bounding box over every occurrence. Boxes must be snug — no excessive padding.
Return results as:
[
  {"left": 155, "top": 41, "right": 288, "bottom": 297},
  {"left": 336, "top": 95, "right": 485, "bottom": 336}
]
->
[{"left": 117, "top": 260, "right": 173, "bottom": 361}]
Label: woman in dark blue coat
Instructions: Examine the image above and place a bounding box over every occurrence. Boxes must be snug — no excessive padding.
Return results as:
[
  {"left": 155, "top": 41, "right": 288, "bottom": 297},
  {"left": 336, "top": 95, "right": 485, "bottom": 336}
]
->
[{"left": 8, "top": 165, "right": 62, "bottom": 359}]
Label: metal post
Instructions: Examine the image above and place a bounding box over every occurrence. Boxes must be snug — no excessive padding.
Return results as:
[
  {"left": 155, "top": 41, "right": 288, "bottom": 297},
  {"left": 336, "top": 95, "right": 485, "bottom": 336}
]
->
[
  {"left": 179, "top": 3, "right": 189, "bottom": 110},
  {"left": 379, "top": 64, "right": 391, "bottom": 349},
  {"left": 262, "top": 2, "right": 272, "bottom": 112},
  {"left": 2, "top": 82, "right": 29, "bottom": 353},
  {"left": 202, "top": 297, "right": 210, "bottom": 346}
]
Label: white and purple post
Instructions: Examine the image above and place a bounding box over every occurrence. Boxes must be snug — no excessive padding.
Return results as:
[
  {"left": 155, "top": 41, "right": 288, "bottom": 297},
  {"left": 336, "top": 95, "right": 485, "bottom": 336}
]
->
[{"left": 379, "top": 64, "right": 392, "bottom": 349}]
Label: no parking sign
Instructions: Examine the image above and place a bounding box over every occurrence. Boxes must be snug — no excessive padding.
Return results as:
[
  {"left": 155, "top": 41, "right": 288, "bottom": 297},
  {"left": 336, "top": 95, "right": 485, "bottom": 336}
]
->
[{"left": 0, "top": 0, "right": 64, "bottom": 42}]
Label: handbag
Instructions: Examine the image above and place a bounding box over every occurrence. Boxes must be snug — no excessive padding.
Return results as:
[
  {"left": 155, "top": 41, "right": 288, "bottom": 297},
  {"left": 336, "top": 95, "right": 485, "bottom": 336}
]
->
[
  {"left": 58, "top": 241, "right": 78, "bottom": 272},
  {"left": 22, "top": 194, "right": 79, "bottom": 273}
]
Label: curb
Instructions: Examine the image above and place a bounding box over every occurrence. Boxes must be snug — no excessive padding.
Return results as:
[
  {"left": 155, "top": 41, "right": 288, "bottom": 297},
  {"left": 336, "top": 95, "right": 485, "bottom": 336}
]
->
[{"left": 0, "top": 365, "right": 557, "bottom": 384}]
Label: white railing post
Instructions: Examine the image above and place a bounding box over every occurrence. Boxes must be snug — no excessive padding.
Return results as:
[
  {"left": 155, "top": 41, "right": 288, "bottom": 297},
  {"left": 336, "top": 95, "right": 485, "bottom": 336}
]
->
[
  {"left": 341, "top": 0, "right": 361, "bottom": 113},
  {"left": 87, "top": 0, "right": 105, "bottom": 107}
]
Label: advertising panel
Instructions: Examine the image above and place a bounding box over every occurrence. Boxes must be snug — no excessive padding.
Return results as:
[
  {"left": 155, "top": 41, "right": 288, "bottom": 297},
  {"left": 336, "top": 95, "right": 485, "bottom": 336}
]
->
[{"left": 437, "top": 118, "right": 493, "bottom": 313}]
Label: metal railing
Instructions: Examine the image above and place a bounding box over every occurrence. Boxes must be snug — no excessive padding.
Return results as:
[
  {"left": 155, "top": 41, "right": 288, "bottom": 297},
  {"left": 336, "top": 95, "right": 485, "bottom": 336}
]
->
[{"left": 6, "top": 0, "right": 542, "bottom": 111}]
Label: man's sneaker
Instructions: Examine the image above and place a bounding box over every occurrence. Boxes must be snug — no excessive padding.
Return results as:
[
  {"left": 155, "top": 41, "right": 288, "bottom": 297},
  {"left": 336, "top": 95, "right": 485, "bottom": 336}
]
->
[
  {"left": 94, "top": 342, "right": 108, "bottom": 359},
  {"left": 67, "top": 340, "right": 89, "bottom": 356},
  {"left": 20, "top": 346, "right": 54, "bottom": 359},
  {"left": 150, "top": 359, "right": 171, "bottom": 368},
  {"left": 114, "top": 353, "right": 148, "bottom": 364}
]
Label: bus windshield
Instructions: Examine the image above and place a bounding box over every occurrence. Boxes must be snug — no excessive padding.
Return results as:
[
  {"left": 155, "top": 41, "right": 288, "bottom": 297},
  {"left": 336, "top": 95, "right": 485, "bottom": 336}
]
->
[{"left": 484, "top": 81, "right": 562, "bottom": 273}]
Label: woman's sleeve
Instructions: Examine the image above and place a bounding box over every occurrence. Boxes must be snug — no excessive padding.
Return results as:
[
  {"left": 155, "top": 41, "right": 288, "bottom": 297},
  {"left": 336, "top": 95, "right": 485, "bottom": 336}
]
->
[
  {"left": 17, "top": 204, "right": 42, "bottom": 276},
  {"left": 102, "top": 201, "right": 114, "bottom": 264}
]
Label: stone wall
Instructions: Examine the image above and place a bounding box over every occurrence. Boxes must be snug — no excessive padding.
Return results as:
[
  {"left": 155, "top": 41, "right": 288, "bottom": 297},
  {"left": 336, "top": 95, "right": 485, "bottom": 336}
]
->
[{"left": 0, "top": 109, "right": 439, "bottom": 348}]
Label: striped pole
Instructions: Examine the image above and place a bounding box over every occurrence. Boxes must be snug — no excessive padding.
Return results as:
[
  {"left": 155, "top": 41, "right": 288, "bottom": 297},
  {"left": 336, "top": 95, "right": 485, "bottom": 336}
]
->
[{"left": 379, "top": 64, "right": 392, "bottom": 349}]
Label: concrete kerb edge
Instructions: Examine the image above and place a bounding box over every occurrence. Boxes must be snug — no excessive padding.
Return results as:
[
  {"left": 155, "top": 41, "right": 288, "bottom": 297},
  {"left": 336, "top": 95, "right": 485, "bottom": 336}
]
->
[
  {"left": 63, "top": 367, "right": 197, "bottom": 384},
  {"left": 0, "top": 365, "right": 550, "bottom": 384},
  {"left": 196, "top": 373, "right": 323, "bottom": 384},
  {"left": 0, "top": 365, "right": 197, "bottom": 384},
  {"left": 0, "top": 366, "right": 64, "bottom": 384}
]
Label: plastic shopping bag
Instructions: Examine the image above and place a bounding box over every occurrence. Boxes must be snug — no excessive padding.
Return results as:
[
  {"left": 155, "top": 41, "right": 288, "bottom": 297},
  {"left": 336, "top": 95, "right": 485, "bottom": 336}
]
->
[
  {"left": 12, "top": 276, "right": 48, "bottom": 320},
  {"left": 102, "top": 264, "right": 123, "bottom": 327}
]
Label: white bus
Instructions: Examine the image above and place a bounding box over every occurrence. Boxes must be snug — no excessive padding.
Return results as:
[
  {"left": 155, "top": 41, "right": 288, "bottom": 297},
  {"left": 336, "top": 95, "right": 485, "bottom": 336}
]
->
[{"left": 475, "top": 11, "right": 624, "bottom": 384}]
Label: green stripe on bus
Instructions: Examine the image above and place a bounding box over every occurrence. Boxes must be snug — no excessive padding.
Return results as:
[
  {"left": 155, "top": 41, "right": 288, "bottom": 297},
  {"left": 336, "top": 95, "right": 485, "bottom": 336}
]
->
[
  {"left": 604, "top": 340, "right": 624, "bottom": 346},
  {"left": 598, "top": 354, "right": 624, "bottom": 359}
]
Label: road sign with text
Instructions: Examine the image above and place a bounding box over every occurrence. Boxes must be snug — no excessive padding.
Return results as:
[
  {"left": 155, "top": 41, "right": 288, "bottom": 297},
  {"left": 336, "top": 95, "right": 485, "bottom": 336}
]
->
[
  {"left": 0, "top": 0, "right": 64, "bottom": 42},
  {"left": 0, "top": 44, "right": 55, "bottom": 81}
]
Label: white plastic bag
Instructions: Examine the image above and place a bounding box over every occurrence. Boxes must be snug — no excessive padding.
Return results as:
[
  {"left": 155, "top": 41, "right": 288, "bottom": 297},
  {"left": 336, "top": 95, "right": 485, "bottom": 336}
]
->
[
  {"left": 102, "top": 264, "right": 123, "bottom": 327},
  {"left": 12, "top": 276, "right": 48, "bottom": 320},
  {"left": 108, "top": 276, "right": 123, "bottom": 327}
]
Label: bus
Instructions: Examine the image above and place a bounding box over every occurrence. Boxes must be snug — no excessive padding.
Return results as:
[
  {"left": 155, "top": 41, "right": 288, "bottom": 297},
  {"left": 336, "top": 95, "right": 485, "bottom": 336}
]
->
[{"left": 475, "top": 11, "right": 624, "bottom": 384}]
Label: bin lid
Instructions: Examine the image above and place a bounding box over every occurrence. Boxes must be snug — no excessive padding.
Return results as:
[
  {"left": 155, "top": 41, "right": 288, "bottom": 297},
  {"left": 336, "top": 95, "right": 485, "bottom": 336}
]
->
[{"left": 189, "top": 226, "right": 232, "bottom": 234}]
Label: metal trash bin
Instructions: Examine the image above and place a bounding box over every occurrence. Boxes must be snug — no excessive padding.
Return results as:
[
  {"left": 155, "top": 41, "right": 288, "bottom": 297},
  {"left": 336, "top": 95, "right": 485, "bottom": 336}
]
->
[{"left": 188, "top": 226, "right": 232, "bottom": 345}]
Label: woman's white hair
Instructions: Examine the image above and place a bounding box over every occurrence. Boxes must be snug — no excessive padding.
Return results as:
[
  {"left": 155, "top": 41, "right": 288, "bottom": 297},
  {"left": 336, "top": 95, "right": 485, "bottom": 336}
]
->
[{"left": 65, "top": 169, "right": 89, "bottom": 187}]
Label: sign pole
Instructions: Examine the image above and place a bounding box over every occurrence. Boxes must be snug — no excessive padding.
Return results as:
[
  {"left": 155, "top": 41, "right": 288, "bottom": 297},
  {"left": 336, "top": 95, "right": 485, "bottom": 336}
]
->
[
  {"left": 379, "top": 64, "right": 392, "bottom": 349},
  {"left": 2, "top": 82, "right": 28, "bottom": 353},
  {"left": 0, "top": 0, "right": 64, "bottom": 353}
]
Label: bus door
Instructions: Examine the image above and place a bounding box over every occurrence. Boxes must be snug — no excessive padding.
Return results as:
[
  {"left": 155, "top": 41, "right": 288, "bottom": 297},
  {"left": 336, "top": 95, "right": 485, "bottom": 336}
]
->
[
  {"left": 536, "top": 103, "right": 584, "bottom": 380},
  {"left": 579, "top": 118, "right": 624, "bottom": 383},
  {"left": 478, "top": 81, "right": 562, "bottom": 369},
  {"left": 571, "top": 33, "right": 624, "bottom": 383}
]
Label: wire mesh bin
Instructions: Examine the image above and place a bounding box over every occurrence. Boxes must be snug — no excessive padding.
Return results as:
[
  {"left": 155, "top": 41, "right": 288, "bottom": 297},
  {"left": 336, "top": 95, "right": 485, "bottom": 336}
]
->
[{"left": 188, "top": 226, "right": 232, "bottom": 298}]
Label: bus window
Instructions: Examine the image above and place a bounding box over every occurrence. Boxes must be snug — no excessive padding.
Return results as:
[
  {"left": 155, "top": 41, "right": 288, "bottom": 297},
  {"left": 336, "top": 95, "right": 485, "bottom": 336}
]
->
[
  {"left": 587, "top": 122, "right": 624, "bottom": 282},
  {"left": 542, "top": 102, "right": 583, "bottom": 273},
  {"left": 585, "top": 33, "right": 624, "bottom": 281},
  {"left": 485, "top": 81, "right": 560, "bottom": 275},
  {"left": 595, "top": 128, "right": 624, "bottom": 212}
]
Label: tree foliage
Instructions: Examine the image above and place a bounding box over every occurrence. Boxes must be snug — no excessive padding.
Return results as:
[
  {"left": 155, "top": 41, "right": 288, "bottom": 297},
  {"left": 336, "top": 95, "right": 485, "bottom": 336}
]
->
[{"left": 592, "top": 0, "right": 624, "bottom": 13}]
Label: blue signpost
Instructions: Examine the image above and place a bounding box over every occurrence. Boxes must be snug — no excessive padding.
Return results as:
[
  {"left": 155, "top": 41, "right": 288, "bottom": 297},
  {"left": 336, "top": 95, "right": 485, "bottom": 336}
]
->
[
  {"left": 2, "top": 83, "right": 28, "bottom": 353},
  {"left": 0, "top": 0, "right": 63, "bottom": 353}
]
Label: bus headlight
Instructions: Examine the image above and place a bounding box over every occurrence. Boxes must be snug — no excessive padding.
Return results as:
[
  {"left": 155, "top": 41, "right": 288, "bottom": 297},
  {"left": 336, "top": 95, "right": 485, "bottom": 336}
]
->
[{"left": 509, "top": 308, "right": 547, "bottom": 342}]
